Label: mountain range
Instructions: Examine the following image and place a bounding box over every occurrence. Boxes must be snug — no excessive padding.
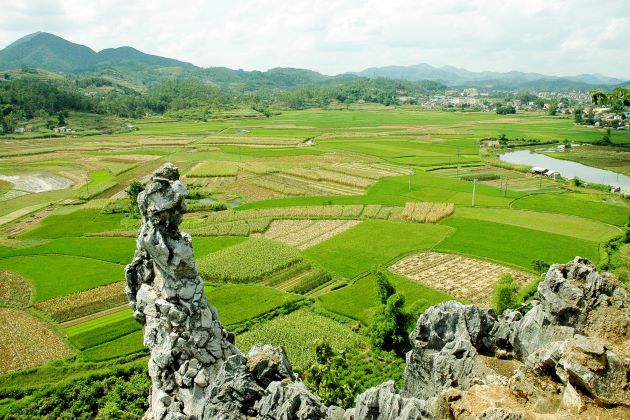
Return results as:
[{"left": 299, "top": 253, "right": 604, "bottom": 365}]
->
[
  {"left": 350, "top": 64, "right": 625, "bottom": 89},
  {"left": 0, "top": 32, "right": 194, "bottom": 73},
  {"left": 0, "top": 32, "right": 626, "bottom": 90}
]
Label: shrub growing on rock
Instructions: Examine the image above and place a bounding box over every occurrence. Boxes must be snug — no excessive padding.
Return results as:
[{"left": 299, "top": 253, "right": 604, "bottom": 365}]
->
[
  {"left": 368, "top": 292, "right": 410, "bottom": 357},
  {"left": 491, "top": 273, "right": 519, "bottom": 314}
]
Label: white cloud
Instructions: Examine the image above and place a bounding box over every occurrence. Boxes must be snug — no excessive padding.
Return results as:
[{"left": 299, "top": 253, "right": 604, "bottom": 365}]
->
[{"left": 0, "top": 0, "right": 628, "bottom": 79}]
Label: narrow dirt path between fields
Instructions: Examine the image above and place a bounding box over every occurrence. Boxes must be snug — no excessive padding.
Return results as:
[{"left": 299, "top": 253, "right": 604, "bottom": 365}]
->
[{"left": 60, "top": 304, "right": 129, "bottom": 329}]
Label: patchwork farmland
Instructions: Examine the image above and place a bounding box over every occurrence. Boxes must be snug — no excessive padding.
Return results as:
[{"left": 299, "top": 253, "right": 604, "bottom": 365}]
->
[{"left": 0, "top": 107, "right": 628, "bottom": 414}]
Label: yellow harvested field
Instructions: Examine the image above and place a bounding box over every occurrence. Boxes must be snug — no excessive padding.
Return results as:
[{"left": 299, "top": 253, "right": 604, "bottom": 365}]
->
[
  {"left": 0, "top": 269, "right": 32, "bottom": 307},
  {"left": 0, "top": 308, "right": 72, "bottom": 373},
  {"left": 34, "top": 281, "right": 126, "bottom": 322},
  {"left": 255, "top": 219, "right": 361, "bottom": 250},
  {"left": 401, "top": 202, "right": 454, "bottom": 223},
  {"left": 390, "top": 252, "right": 533, "bottom": 306},
  {"left": 284, "top": 168, "right": 374, "bottom": 189}
]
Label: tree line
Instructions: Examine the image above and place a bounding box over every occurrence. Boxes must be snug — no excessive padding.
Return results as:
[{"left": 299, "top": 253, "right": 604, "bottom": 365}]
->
[{"left": 0, "top": 74, "right": 446, "bottom": 133}]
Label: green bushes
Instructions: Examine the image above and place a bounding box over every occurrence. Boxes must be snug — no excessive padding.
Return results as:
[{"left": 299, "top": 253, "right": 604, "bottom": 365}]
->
[
  {"left": 367, "top": 273, "right": 411, "bottom": 356},
  {"left": 531, "top": 259, "right": 550, "bottom": 274},
  {"left": 490, "top": 273, "right": 519, "bottom": 314},
  {"left": 236, "top": 308, "right": 365, "bottom": 371},
  {"left": 515, "top": 279, "right": 542, "bottom": 305},
  {"left": 304, "top": 341, "right": 405, "bottom": 408},
  {"left": 375, "top": 271, "right": 395, "bottom": 304},
  {"left": 460, "top": 173, "right": 500, "bottom": 181},
  {"left": 0, "top": 363, "right": 149, "bottom": 418}
]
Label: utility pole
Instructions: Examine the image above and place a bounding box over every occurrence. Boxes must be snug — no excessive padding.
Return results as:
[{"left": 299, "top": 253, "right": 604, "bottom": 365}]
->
[
  {"left": 408, "top": 169, "right": 414, "bottom": 192},
  {"left": 472, "top": 178, "right": 478, "bottom": 207},
  {"left": 504, "top": 178, "right": 508, "bottom": 197},
  {"left": 456, "top": 147, "right": 460, "bottom": 177}
]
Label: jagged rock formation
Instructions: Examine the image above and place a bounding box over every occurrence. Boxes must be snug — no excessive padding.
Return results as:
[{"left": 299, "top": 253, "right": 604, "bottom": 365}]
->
[
  {"left": 127, "top": 164, "right": 629, "bottom": 420},
  {"left": 353, "top": 257, "right": 630, "bottom": 419},
  {"left": 125, "top": 164, "right": 326, "bottom": 419}
]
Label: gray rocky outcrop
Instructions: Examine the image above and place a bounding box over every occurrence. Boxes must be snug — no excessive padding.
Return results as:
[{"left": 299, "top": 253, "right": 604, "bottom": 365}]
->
[
  {"left": 404, "top": 301, "right": 498, "bottom": 399},
  {"left": 352, "top": 381, "right": 434, "bottom": 420},
  {"left": 126, "top": 164, "right": 326, "bottom": 420},
  {"left": 508, "top": 257, "right": 629, "bottom": 360},
  {"left": 127, "top": 164, "right": 629, "bottom": 419}
]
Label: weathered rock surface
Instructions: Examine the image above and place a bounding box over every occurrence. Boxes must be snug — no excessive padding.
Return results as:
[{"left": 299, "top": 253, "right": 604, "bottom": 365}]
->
[
  {"left": 128, "top": 165, "right": 629, "bottom": 420},
  {"left": 404, "top": 301, "right": 497, "bottom": 399},
  {"left": 351, "top": 381, "right": 434, "bottom": 420},
  {"left": 126, "top": 164, "right": 326, "bottom": 420}
]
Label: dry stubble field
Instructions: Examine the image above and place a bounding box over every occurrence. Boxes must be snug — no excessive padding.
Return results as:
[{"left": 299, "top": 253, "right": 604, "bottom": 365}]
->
[{"left": 390, "top": 252, "right": 534, "bottom": 305}]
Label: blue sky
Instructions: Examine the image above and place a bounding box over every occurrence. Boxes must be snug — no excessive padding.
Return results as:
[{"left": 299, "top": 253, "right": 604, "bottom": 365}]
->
[{"left": 1, "top": 0, "right": 628, "bottom": 79}]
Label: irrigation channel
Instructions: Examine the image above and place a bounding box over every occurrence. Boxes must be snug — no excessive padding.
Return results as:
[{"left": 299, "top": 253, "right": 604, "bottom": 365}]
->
[{"left": 499, "top": 149, "right": 630, "bottom": 191}]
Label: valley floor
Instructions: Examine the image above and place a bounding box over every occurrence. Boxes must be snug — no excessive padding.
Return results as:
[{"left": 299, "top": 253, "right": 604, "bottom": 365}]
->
[{"left": 0, "top": 107, "right": 628, "bottom": 416}]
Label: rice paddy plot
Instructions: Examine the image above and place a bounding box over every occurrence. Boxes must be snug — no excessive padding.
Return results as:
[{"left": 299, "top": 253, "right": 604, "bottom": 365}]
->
[
  {"left": 255, "top": 219, "right": 361, "bottom": 250},
  {"left": 454, "top": 207, "right": 620, "bottom": 242},
  {"left": 19, "top": 209, "right": 127, "bottom": 239},
  {"left": 390, "top": 252, "right": 534, "bottom": 306},
  {"left": 185, "top": 218, "right": 272, "bottom": 237},
  {"left": 0, "top": 308, "right": 72, "bottom": 373},
  {"left": 436, "top": 217, "right": 601, "bottom": 269},
  {"left": 433, "top": 166, "right": 564, "bottom": 193},
  {"left": 284, "top": 168, "right": 375, "bottom": 189},
  {"left": 318, "top": 272, "right": 453, "bottom": 326},
  {"left": 79, "top": 330, "right": 145, "bottom": 362},
  {"left": 64, "top": 308, "right": 138, "bottom": 350},
  {"left": 34, "top": 282, "right": 126, "bottom": 323},
  {"left": 197, "top": 238, "right": 305, "bottom": 283},
  {"left": 205, "top": 284, "right": 303, "bottom": 326},
  {"left": 0, "top": 255, "right": 124, "bottom": 302},
  {"left": 304, "top": 220, "right": 455, "bottom": 279},
  {"left": 201, "top": 135, "right": 306, "bottom": 147},
  {"left": 326, "top": 162, "right": 411, "bottom": 179},
  {"left": 187, "top": 161, "right": 240, "bottom": 177},
  {"left": 512, "top": 193, "right": 630, "bottom": 226}
]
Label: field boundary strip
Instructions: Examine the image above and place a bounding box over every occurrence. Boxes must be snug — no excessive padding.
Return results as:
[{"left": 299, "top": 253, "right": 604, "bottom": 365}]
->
[{"left": 60, "top": 304, "right": 129, "bottom": 329}]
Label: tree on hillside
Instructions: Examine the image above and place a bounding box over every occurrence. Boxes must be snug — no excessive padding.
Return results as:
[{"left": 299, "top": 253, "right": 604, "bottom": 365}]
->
[
  {"left": 57, "top": 111, "right": 66, "bottom": 126},
  {"left": 368, "top": 292, "right": 410, "bottom": 356},
  {"left": 491, "top": 273, "right": 519, "bottom": 314},
  {"left": 375, "top": 270, "right": 395, "bottom": 304},
  {"left": 126, "top": 181, "right": 145, "bottom": 217}
]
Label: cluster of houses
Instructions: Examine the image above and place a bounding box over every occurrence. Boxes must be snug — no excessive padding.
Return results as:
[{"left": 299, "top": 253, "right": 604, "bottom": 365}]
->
[
  {"left": 529, "top": 166, "right": 560, "bottom": 178},
  {"left": 53, "top": 126, "right": 74, "bottom": 133},
  {"left": 13, "top": 125, "right": 75, "bottom": 134},
  {"left": 586, "top": 107, "right": 630, "bottom": 130}
]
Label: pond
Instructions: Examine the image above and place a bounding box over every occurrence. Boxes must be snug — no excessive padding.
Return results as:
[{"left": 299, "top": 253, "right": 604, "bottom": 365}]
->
[
  {"left": 199, "top": 197, "right": 240, "bottom": 208},
  {"left": 499, "top": 149, "right": 630, "bottom": 191}
]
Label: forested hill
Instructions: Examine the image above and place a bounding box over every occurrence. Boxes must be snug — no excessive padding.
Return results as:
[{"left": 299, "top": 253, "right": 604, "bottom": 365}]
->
[{"left": 0, "top": 32, "right": 195, "bottom": 72}]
